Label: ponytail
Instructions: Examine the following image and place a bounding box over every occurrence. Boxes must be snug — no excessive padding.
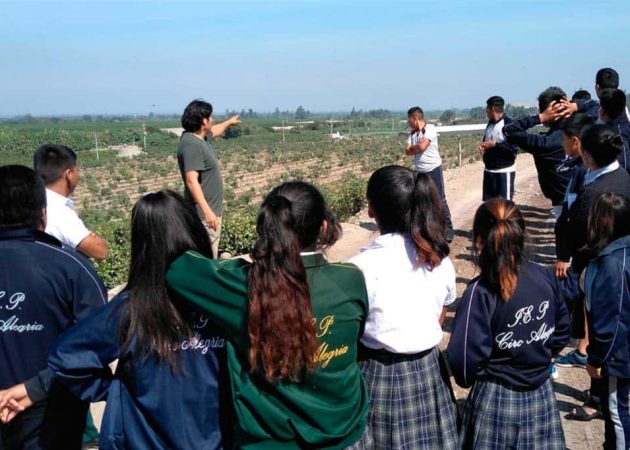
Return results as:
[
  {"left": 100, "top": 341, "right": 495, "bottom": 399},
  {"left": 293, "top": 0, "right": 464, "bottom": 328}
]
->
[
  {"left": 473, "top": 199, "right": 525, "bottom": 301},
  {"left": 581, "top": 124, "right": 623, "bottom": 167},
  {"left": 409, "top": 172, "right": 449, "bottom": 270},
  {"left": 248, "top": 181, "right": 336, "bottom": 382}
]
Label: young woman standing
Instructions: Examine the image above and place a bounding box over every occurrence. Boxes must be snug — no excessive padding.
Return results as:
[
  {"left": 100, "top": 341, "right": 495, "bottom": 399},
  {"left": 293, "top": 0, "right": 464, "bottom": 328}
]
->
[
  {"left": 166, "top": 181, "right": 371, "bottom": 449},
  {"left": 447, "top": 199, "right": 570, "bottom": 449},
  {"left": 45, "top": 191, "right": 227, "bottom": 449},
  {"left": 349, "top": 165, "right": 458, "bottom": 449},
  {"left": 584, "top": 193, "right": 630, "bottom": 450}
]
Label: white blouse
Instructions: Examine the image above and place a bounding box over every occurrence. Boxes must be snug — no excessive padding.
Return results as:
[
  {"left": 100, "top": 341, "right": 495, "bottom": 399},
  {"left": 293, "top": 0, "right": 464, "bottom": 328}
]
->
[{"left": 350, "top": 233, "right": 456, "bottom": 354}]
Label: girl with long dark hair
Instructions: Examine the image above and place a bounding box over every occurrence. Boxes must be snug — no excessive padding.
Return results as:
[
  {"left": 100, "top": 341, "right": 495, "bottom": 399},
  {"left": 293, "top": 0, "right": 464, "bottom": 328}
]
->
[
  {"left": 583, "top": 193, "right": 630, "bottom": 449},
  {"left": 349, "top": 165, "right": 458, "bottom": 449},
  {"left": 166, "top": 181, "right": 371, "bottom": 449},
  {"left": 447, "top": 199, "right": 570, "bottom": 449},
  {"left": 46, "top": 190, "right": 228, "bottom": 449}
]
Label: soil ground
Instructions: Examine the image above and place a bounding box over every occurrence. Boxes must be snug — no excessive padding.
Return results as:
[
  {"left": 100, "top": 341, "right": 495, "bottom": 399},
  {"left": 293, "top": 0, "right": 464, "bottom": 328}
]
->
[{"left": 89, "top": 153, "right": 602, "bottom": 449}]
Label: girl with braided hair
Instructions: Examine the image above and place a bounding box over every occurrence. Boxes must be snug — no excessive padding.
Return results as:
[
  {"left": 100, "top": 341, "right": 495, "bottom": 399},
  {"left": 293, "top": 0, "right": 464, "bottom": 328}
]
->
[{"left": 447, "top": 198, "right": 571, "bottom": 449}]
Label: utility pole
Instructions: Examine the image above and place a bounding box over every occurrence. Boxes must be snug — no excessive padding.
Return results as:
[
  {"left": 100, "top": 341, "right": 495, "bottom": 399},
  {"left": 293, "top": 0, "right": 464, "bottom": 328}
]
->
[
  {"left": 143, "top": 123, "right": 147, "bottom": 151},
  {"left": 282, "top": 119, "right": 285, "bottom": 143},
  {"left": 94, "top": 132, "right": 99, "bottom": 162}
]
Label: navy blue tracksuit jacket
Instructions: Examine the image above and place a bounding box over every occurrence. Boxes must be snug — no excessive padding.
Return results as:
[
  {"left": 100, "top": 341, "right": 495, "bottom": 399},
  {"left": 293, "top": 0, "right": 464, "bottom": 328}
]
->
[
  {"left": 504, "top": 115, "right": 572, "bottom": 205},
  {"left": 585, "top": 235, "right": 630, "bottom": 378},
  {"left": 447, "top": 261, "right": 571, "bottom": 389},
  {"left": 0, "top": 229, "right": 107, "bottom": 449},
  {"left": 49, "top": 291, "right": 227, "bottom": 450}
]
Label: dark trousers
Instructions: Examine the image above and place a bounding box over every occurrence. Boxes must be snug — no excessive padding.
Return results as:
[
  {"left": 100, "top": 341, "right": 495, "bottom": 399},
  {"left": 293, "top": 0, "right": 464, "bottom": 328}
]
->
[
  {"left": 600, "top": 376, "right": 630, "bottom": 450},
  {"left": 0, "top": 394, "right": 88, "bottom": 450},
  {"left": 482, "top": 170, "right": 515, "bottom": 201},
  {"left": 422, "top": 165, "right": 453, "bottom": 231}
]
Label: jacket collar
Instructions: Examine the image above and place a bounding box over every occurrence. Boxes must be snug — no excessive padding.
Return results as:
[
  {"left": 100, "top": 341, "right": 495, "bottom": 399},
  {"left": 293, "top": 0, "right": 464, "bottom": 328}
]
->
[
  {"left": 595, "top": 235, "right": 630, "bottom": 259},
  {"left": 0, "top": 228, "right": 62, "bottom": 247},
  {"left": 301, "top": 252, "right": 327, "bottom": 268}
]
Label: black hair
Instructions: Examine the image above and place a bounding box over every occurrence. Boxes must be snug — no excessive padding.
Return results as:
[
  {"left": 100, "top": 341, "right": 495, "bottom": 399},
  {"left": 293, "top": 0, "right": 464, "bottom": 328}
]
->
[
  {"left": 0, "top": 165, "right": 46, "bottom": 231},
  {"left": 407, "top": 106, "right": 424, "bottom": 118},
  {"left": 596, "top": 68, "right": 619, "bottom": 90},
  {"left": 581, "top": 124, "right": 623, "bottom": 168},
  {"left": 486, "top": 96, "right": 505, "bottom": 112},
  {"left": 538, "top": 86, "right": 567, "bottom": 113},
  {"left": 587, "top": 192, "right": 630, "bottom": 255},
  {"left": 473, "top": 199, "right": 526, "bottom": 301},
  {"left": 366, "top": 165, "right": 448, "bottom": 270},
  {"left": 599, "top": 89, "right": 627, "bottom": 120},
  {"left": 248, "top": 181, "right": 341, "bottom": 382},
  {"left": 560, "top": 113, "right": 594, "bottom": 138},
  {"left": 119, "top": 190, "right": 213, "bottom": 369},
  {"left": 33, "top": 144, "right": 77, "bottom": 184},
  {"left": 181, "top": 99, "right": 213, "bottom": 133},
  {"left": 571, "top": 90, "right": 592, "bottom": 101}
]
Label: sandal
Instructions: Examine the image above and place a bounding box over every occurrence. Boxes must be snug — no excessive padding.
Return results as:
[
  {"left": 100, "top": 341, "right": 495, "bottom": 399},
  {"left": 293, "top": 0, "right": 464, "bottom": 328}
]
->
[{"left": 566, "top": 405, "right": 603, "bottom": 421}]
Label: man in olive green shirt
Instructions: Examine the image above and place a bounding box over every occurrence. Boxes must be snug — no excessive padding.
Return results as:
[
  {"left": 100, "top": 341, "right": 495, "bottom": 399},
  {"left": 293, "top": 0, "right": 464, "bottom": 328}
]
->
[{"left": 177, "top": 99, "right": 240, "bottom": 257}]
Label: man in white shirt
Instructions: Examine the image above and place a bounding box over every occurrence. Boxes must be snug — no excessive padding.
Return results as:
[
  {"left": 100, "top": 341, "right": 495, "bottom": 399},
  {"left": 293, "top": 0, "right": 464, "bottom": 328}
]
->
[
  {"left": 405, "top": 106, "right": 454, "bottom": 241},
  {"left": 33, "top": 144, "right": 108, "bottom": 261}
]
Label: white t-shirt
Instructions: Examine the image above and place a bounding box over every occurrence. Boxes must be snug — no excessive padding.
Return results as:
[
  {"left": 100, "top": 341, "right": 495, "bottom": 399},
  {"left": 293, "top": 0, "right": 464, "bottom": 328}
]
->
[
  {"left": 45, "top": 188, "right": 90, "bottom": 249},
  {"left": 349, "top": 233, "right": 456, "bottom": 354},
  {"left": 407, "top": 124, "right": 442, "bottom": 172}
]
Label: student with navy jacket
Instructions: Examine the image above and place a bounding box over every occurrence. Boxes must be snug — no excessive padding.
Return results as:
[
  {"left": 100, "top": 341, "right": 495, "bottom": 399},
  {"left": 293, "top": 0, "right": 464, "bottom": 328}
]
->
[
  {"left": 0, "top": 165, "right": 107, "bottom": 450},
  {"left": 447, "top": 199, "right": 570, "bottom": 449},
  {"left": 46, "top": 191, "right": 227, "bottom": 450},
  {"left": 584, "top": 192, "right": 630, "bottom": 450},
  {"left": 479, "top": 96, "right": 518, "bottom": 200},
  {"left": 503, "top": 86, "right": 574, "bottom": 219},
  {"left": 554, "top": 113, "right": 594, "bottom": 278},
  {"left": 599, "top": 88, "right": 630, "bottom": 171}
]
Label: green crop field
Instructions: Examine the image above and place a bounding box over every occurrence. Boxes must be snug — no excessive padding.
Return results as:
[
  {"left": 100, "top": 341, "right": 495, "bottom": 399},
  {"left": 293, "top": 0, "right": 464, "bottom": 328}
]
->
[{"left": 0, "top": 116, "right": 485, "bottom": 288}]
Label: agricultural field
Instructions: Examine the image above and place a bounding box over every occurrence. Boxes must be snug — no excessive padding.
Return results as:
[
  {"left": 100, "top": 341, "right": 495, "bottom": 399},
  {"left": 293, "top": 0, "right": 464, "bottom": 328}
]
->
[{"left": 0, "top": 117, "right": 485, "bottom": 287}]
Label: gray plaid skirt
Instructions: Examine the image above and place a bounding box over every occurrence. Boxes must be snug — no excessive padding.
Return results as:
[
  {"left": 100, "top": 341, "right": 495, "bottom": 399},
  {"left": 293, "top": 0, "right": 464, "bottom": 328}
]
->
[
  {"left": 358, "top": 346, "right": 458, "bottom": 450},
  {"left": 459, "top": 377, "right": 565, "bottom": 449}
]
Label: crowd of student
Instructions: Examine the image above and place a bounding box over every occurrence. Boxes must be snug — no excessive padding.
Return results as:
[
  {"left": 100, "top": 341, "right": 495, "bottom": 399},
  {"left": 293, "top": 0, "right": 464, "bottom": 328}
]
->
[{"left": 1, "top": 67, "right": 630, "bottom": 450}]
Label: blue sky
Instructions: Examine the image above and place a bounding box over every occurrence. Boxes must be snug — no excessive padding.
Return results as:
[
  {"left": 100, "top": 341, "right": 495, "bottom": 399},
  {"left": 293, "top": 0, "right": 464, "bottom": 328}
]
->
[{"left": 1, "top": 0, "right": 629, "bottom": 116}]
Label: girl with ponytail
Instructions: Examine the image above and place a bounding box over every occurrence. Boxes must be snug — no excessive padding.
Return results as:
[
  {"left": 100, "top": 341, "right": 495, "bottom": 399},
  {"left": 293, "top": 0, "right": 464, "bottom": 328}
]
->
[
  {"left": 167, "top": 181, "right": 372, "bottom": 449},
  {"left": 447, "top": 198, "right": 571, "bottom": 449},
  {"left": 583, "top": 193, "right": 630, "bottom": 449},
  {"left": 349, "top": 165, "right": 458, "bottom": 449}
]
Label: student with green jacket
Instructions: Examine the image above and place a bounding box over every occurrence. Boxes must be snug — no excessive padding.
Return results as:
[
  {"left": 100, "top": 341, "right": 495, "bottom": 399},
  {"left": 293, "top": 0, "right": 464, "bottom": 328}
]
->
[{"left": 166, "top": 181, "right": 371, "bottom": 450}]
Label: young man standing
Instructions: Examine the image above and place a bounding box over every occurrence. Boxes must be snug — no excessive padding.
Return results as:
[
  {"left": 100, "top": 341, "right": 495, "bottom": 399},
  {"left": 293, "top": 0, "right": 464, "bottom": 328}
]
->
[
  {"left": 405, "top": 106, "right": 454, "bottom": 241},
  {"left": 177, "top": 99, "right": 240, "bottom": 258},
  {"left": 503, "top": 87, "right": 572, "bottom": 219},
  {"left": 33, "top": 144, "right": 108, "bottom": 261},
  {"left": 479, "top": 96, "right": 518, "bottom": 200},
  {"left": 0, "top": 165, "right": 107, "bottom": 449}
]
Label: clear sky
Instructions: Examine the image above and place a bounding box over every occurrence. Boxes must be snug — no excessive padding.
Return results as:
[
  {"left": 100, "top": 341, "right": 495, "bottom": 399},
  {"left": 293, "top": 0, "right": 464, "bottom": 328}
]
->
[{"left": 1, "top": 0, "right": 629, "bottom": 116}]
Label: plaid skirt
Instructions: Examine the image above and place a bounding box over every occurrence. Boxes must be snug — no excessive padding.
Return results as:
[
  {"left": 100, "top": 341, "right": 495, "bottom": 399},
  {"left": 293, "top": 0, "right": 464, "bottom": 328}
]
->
[
  {"left": 359, "top": 346, "right": 458, "bottom": 450},
  {"left": 459, "top": 377, "right": 565, "bottom": 449}
]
